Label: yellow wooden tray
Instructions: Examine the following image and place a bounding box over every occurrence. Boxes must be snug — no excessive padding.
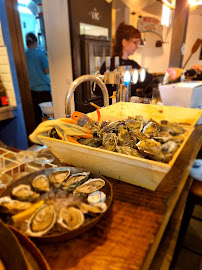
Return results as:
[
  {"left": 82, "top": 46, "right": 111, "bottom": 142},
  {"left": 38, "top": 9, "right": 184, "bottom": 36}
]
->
[{"left": 38, "top": 102, "right": 201, "bottom": 191}]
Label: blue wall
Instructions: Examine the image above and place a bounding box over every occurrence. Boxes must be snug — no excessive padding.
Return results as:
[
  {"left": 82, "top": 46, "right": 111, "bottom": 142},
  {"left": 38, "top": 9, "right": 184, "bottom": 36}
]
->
[{"left": 0, "top": 0, "right": 28, "bottom": 150}]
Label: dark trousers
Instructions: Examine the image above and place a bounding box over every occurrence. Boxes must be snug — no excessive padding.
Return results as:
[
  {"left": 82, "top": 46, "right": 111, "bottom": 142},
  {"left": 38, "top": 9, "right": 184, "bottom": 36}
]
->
[{"left": 31, "top": 90, "right": 52, "bottom": 127}]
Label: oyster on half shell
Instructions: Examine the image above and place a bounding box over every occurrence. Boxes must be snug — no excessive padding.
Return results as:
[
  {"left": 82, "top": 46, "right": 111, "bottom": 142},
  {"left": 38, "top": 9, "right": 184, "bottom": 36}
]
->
[
  {"left": 26, "top": 204, "right": 56, "bottom": 237},
  {"left": 0, "top": 196, "right": 32, "bottom": 214},
  {"left": 78, "top": 202, "right": 107, "bottom": 214},
  {"left": 74, "top": 178, "right": 105, "bottom": 194},
  {"left": 12, "top": 184, "right": 39, "bottom": 202},
  {"left": 49, "top": 169, "right": 70, "bottom": 188},
  {"left": 62, "top": 172, "right": 90, "bottom": 191},
  {"left": 57, "top": 206, "right": 84, "bottom": 231},
  {"left": 32, "top": 175, "right": 50, "bottom": 193}
]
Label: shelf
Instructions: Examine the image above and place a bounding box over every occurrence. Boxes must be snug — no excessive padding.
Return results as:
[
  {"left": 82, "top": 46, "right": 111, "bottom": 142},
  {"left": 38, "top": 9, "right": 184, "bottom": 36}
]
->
[{"left": 0, "top": 106, "right": 15, "bottom": 121}]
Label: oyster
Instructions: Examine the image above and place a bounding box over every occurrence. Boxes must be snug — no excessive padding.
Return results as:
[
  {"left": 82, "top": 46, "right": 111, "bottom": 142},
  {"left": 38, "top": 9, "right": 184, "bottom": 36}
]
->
[
  {"left": 116, "top": 146, "right": 143, "bottom": 157},
  {"left": 32, "top": 175, "right": 50, "bottom": 193},
  {"left": 0, "top": 196, "right": 32, "bottom": 214},
  {"left": 12, "top": 184, "right": 39, "bottom": 202},
  {"left": 130, "top": 130, "right": 148, "bottom": 142},
  {"left": 74, "top": 178, "right": 105, "bottom": 194},
  {"left": 142, "top": 121, "right": 160, "bottom": 138},
  {"left": 160, "top": 121, "right": 186, "bottom": 135},
  {"left": 57, "top": 206, "right": 84, "bottom": 231},
  {"left": 125, "top": 118, "right": 143, "bottom": 131},
  {"left": 83, "top": 121, "right": 101, "bottom": 136},
  {"left": 49, "top": 169, "right": 70, "bottom": 188},
  {"left": 101, "top": 120, "right": 125, "bottom": 133},
  {"left": 78, "top": 202, "right": 107, "bottom": 214},
  {"left": 26, "top": 204, "right": 56, "bottom": 237},
  {"left": 161, "top": 140, "right": 178, "bottom": 154},
  {"left": 136, "top": 139, "right": 164, "bottom": 162},
  {"left": 117, "top": 126, "right": 135, "bottom": 147},
  {"left": 153, "top": 131, "right": 173, "bottom": 143},
  {"left": 78, "top": 137, "right": 102, "bottom": 147},
  {"left": 62, "top": 172, "right": 90, "bottom": 191},
  {"left": 102, "top": 133, "right": 117, "bottom": 151}
]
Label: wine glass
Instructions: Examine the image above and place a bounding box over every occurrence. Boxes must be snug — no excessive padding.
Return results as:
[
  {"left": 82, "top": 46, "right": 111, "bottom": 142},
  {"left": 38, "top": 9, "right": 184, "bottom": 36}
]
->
[{"left": 34, "top": 153, "right": 54, "bottom": 169}]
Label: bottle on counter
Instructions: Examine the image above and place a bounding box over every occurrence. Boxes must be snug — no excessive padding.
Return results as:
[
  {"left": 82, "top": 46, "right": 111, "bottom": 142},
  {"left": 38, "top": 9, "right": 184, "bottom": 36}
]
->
[{"left": 0, "top": 78, "right": 9, "bottom": 107}]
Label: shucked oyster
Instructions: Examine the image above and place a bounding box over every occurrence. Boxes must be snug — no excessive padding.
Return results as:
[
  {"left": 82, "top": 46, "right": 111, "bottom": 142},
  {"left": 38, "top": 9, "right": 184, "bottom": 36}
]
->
[
  {"left": 74, "top": 178, "right": 105, "bottom": 194},
  {"left": 57, "top": 206, "right": 84, "bottom": 231},
  {"left": 62, "top": 172, "right": 90, "bottom": 191},
  {"left": 12, "top": 184, "right": 39, "bottom": 202},
  {"left": 0, "top": 196, "right": 32, "bottom": 214},
  {"left": 49, "top": 169, "right": 70, "bottom": 188},
  {"left": 78, "top": 202, "right": 107, "bottom": 214},
  {"left": 26, "top": 204, "right": 56, "bottom": 237},
  {"left": 32, "top": 175, "right": 50, "bottom": 193}
]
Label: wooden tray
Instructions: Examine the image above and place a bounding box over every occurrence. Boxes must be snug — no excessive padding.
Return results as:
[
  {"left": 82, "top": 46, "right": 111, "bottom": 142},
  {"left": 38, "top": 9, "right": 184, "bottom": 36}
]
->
[
  {"left": 38, "top": 102, "right": 201, "bottom": 191},
  {"left": 1, "top": 167, "right": 113, "bottom": 243}
]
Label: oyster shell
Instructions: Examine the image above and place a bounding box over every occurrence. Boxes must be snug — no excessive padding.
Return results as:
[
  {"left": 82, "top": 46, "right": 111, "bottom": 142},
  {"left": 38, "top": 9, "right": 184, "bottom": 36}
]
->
[
  {"left": 12, "top": 184, "right": 39, "bottom": 202},
  {"left": 32, "top": 175, "right": 50, "bottom": 193},
  {"left": 125, "top": 118, "right": 143, "bottom": 132},
  {"left": 74, "top": 178, "right": 105, "bottom": 194},
  {"left": 26, "top": 204, "right": 56, "bottom": 237},
  {"left": 116, "top": 146, "right": 143, "bottom": 157},
  {"left": 136, "top": 139, "right": 164, "bottom": 162},
  {"left": 142, "top": 121, "right": 160, "bottom": 138},
  {"left": 49, "top": 169, "right": 70, "bottom": 188},
  {"left": 57, "top": 206, "right": 84, "bottom": 231},
  {"left": 102, "top": 133, "right": 117, "bottom": 152},
  {"left": 161, "top": 140, "right": 178, "bottom": 154},
  {"left": 117, "top": 126, "right": 135, "bottom": 147},
  {"left": 160, "top": 121, "right": 186, "bottom": 135},
  {"left": 78, "top": 137, "right": 102, "bottom": 147},
  {"left": 0, "top": 196, "right": 32, "bottom": 214},
  {"left": 62, "top": 172, "right": 90, "bottom": 191},
  {"left": 79, "top": 202, "right": 107, "bottom": 214}
]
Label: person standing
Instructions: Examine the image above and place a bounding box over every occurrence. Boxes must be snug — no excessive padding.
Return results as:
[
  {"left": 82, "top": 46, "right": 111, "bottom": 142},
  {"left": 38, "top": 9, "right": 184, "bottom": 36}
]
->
[
  {"left": 25, "top": 32, "right": 52, "bottom": 126},
  {"left": 93, "top": 22, "right": 153, "bottom": 103}
]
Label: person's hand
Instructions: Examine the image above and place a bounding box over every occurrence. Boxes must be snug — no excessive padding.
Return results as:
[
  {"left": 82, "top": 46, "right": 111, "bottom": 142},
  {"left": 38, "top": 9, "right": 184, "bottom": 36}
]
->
[{"left": 190, "top": 64, "right": 202, "bottom": 74}]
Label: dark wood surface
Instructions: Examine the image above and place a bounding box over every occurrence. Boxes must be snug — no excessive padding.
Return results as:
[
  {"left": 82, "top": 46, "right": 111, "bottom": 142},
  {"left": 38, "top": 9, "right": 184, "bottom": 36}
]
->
[{"left": 36, "top": 125, "right": 202, "bottom": 270}]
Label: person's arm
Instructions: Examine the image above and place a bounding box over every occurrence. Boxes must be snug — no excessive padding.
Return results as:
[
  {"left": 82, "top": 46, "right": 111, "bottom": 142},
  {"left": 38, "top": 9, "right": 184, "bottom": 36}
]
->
[{"left": 41, "top": 52, "right": 50, "bottom": 75}]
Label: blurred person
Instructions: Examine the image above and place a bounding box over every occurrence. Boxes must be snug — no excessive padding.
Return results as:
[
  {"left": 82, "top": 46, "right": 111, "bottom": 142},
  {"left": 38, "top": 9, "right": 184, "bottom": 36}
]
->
[
  {"left": 25, "top": 32, "right": 52, "bottom": 126},
  {"left": 93, "top": 22, "right": 153, "bottom": 104}
]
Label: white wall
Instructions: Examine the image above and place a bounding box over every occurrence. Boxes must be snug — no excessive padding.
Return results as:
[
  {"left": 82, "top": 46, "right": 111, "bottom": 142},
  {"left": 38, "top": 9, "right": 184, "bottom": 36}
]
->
[
  {"left": 182, "top": 12, "right": 202, "bottom": 69},
  {"left": 129, "top": 11, "right": 173, "bottom": 73},
  {"left": 42, "top": 0, "right": 73, "bottom": 118},
  {"left": 0, "top": 46, "right": 16, "bottom": 106}
]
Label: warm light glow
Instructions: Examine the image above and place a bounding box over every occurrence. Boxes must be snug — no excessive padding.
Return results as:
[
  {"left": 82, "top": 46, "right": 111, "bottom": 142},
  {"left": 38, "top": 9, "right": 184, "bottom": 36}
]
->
[
  {"left": 188, "top": 0, "right": 202, "bottom": 7},
  {"left": 162, "top": 0, "right": 175, "bottom": 9},
  {"left": 162, "top": 0, "right": 202, "bottom": 9},
  {"left": 132, "top": 69, "right": 139, "bottom": 84},
  {"left": 161, "top": 4, "right": 172, "bottom": 27}
]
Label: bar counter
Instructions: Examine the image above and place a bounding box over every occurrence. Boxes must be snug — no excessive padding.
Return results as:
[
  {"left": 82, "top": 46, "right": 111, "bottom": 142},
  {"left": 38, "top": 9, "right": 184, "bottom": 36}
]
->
[{"left": 35, "top": 125, "right": 202, "bottom": 270}]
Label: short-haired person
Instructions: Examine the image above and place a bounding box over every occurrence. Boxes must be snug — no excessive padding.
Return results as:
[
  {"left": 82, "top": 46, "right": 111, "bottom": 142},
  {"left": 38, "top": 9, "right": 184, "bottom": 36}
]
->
[
  {"left": 93, "top": 22, "right": 153, "bottom": 103},
  {"left": 25, "top": 32, "right": 52, "bottom": 126}
]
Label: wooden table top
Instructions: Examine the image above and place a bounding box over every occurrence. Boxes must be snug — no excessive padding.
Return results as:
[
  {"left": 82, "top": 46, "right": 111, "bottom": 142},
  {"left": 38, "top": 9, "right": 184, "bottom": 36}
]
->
[{"left": 19, "top": 126, "right": 202, "bottom": 269}]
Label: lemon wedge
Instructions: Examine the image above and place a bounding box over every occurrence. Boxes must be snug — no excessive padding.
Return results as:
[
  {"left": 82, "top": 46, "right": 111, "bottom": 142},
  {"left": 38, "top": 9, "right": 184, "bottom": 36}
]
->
[{"left": 12, "top": 200, "right": 44, "bottom": 224}]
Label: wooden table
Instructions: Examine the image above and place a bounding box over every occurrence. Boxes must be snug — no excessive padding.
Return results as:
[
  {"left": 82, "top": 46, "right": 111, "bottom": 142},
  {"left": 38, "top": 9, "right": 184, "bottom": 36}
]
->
[{"left": 17, "top": 126, "right": 202, "bottom": 269}]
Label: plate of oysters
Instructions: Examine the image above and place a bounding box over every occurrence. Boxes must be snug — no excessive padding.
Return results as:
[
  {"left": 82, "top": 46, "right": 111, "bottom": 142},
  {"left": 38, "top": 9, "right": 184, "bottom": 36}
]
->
[{"left": 0, "top": 167, "right": 112, "bottom": 243}]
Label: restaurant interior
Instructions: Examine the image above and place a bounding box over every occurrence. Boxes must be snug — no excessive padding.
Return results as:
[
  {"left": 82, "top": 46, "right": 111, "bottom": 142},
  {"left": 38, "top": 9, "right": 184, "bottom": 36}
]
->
[{"left": 0, "top": 0, "right": 201, "bottom": 269}]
